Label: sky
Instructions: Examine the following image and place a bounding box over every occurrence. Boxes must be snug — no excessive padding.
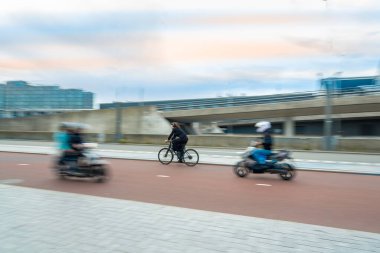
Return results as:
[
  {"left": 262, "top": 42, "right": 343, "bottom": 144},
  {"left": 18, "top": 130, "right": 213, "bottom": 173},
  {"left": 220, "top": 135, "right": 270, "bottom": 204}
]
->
[{"left": 1, "top": 0, "right": 379, "bottom": 107}]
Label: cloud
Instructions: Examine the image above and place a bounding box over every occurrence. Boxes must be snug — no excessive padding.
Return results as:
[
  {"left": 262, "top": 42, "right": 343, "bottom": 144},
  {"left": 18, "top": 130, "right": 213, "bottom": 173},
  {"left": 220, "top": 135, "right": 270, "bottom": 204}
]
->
[{"left": 1, "top": 1, "right": 379, "bottom": 105}]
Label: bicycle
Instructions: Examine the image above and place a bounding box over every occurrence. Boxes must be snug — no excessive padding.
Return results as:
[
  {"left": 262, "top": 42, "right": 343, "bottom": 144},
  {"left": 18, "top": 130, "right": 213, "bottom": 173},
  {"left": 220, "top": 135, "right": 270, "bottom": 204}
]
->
[{"left": 158, "top": 141, "right": 199, "bottom": 166}]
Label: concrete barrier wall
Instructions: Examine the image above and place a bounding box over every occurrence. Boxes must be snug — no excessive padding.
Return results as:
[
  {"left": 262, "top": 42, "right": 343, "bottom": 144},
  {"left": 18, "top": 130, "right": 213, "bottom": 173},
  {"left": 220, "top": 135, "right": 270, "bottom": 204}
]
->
[
  {"left": 0, "top": 106, "right": 171, "bottom": 135},
  {"left": 0, "top": 131, "right": 379, "bottom": 152},
  {"left": 336, "top": 138, "right": 380, "bottom": 153},
  {"left": 125, "top": 134, "right": 380, "bottom": 152}
]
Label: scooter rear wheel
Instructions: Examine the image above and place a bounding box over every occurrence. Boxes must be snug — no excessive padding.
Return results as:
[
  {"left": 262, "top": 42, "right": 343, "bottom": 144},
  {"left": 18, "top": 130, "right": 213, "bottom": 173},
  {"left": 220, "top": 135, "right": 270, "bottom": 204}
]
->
[
  {"left": 54, "top": 163, "right": 69, "bottom": 180},
  {"left": 278, "top": 163, "right": 296, "bottom": 181},
  {"left": 233, "top": 161, "right": 249, "bottom": 177}
]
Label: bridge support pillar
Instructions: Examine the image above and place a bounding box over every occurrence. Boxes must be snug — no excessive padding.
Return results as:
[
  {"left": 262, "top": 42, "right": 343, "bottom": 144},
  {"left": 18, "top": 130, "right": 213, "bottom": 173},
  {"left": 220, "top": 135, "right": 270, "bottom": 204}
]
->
[
  {"left": 284, "top": 117, "right": 294, "bottom": 137},
  {"left": 191, "top": 122, "right": 202, "bottom": 135}
]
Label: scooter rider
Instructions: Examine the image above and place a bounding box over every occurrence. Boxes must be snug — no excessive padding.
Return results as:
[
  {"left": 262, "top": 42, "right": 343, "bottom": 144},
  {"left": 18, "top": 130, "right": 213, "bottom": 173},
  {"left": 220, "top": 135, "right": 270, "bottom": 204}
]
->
[
  {"left": 53, "top": 123, "right": 71, "bottom": 165},
  {"left": 250, "top": 142, "right": 268, "bottom": 164},
  {"left": 165, "top": 122, "right": 188, "bottom": 163},
  {"left": 252, "top": 121, "right": 274, "bottom": 169},
  {"left": 246, "top": 141, "right": 271, "bottom": 172},
  {"left": 70, "top": 125, "right": 85, "bottom": 151},
  {"left": 254, "top": 121, "right": 273, "bottom": 151},
  {"left": 66, "top": 124, "right": 86, "bottom": 170}
]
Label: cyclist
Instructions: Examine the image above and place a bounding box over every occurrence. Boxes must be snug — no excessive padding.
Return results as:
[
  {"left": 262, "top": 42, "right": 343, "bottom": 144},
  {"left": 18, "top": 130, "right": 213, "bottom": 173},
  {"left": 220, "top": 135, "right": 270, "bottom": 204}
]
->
[{"left": 165, "top": 122, "right": 188, "bottom": 163}]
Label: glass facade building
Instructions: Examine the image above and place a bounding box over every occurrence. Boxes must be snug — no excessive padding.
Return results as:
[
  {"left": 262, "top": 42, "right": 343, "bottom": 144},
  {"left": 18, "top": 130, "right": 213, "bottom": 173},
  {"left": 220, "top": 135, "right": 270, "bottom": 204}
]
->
[
  {"left": 0, "top": 81, "right": 93, "bottom": 118},
  {"left": 321, "top": 76, "right": 380, "bottom": 92}
]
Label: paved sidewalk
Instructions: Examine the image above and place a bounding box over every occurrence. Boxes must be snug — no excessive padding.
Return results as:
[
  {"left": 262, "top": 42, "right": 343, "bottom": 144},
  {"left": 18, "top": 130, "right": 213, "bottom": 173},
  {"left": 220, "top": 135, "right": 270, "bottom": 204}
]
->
[{"left": 1, "top": 184, "right": 379, "bottom": 253}]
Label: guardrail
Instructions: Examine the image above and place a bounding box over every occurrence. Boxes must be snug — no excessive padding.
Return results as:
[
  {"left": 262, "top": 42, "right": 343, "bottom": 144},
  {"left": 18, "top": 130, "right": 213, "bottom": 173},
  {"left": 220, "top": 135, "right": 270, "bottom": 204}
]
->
[{"left": 100, "top": 89, "right": 380, "bottom": 112}]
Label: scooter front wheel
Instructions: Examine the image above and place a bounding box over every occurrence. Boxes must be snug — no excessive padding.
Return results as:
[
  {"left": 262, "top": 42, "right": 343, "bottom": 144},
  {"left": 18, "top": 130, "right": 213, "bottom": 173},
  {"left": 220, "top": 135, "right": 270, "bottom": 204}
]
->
[{"left": 95, "top": 165, "right": 110, "bottom": 183}]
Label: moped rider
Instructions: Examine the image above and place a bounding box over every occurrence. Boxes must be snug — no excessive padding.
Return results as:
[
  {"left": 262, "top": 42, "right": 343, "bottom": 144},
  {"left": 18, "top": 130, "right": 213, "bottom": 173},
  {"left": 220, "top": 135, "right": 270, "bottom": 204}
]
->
[
  {"left": 65, "top": 124, "right": 86, "bottom": 171},
  {"left": 165, "top": 122, "right": 188, "bottom": 163},
  {"left": 243, "top": 141, "right": 269, "bottom": 171},
  {"left": 53, "top": 123, "right": 71, "bottom": 165},
  {"left": 252, "top": 121, "right": 274, "bottom": 169},
  {"left": 254, "top": 121, "right": 273, "bottom": 151}
]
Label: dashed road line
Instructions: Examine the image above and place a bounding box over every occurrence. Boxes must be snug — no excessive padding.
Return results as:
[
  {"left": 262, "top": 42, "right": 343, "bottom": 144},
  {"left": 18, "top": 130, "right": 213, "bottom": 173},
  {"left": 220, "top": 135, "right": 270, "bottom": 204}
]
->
[
  {"left": 256, "top": 184, "right": 272, "bottom": 187},
  {"left": 156, "top": 175, "right": 170, "bottom": 178}
]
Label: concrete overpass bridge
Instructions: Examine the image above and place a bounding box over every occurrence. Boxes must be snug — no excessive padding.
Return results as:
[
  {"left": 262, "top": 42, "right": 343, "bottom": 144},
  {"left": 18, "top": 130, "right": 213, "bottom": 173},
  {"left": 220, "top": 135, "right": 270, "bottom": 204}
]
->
[
  {"left": 0, "top": 92, "right": 378, "bottom": 138},
  {"left": 162, "top": 93, "right": 380, "bottom": 137},
  {"left": 0, "top": 92, "right": 379, "bottom": 151}
]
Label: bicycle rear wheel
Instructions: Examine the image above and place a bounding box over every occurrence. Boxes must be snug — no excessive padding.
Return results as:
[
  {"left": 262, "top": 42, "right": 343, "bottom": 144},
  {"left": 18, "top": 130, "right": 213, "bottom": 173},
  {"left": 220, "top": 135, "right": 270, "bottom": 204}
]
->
[
  {"left": 158, "top": 148, "right": 174, "bottom": 165},
  {"left": 183, "top": 149, "right": 199, "bottom": 166}
]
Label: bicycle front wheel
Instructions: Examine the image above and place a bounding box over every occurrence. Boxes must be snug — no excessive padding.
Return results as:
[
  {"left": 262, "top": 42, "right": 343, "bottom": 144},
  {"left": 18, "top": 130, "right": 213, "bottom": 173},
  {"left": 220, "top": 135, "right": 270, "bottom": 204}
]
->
[
  {"left": 158, "top": 148, "right": 174, "bottom": 165},
  {"left": 183, "top": 149, "right": 199, "bottom": 166}
]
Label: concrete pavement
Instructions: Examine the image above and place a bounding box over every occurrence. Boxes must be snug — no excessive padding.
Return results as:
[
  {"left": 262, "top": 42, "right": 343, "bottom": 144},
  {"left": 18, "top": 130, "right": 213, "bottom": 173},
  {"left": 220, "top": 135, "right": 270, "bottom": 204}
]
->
[{"left": 1, "top": 184, "right": 380, "bottom": 253}]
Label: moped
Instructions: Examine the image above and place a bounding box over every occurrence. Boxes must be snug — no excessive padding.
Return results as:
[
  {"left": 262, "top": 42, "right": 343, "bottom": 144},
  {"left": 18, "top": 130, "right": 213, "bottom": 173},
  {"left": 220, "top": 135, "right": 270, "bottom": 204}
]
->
[
  {"left": 233, "top": 147, "right": 296, "bottom": 181},
  {"left": 54, "top": 143, "right": 110, "bottom": 183}
]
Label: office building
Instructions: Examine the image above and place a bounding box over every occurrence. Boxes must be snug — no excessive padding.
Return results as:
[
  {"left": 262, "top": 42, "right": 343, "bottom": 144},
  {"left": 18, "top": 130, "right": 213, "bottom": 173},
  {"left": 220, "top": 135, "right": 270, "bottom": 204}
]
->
[
  {"left": 321, "top": 75, "right": 379, "bottom": 92},
  {"left": 0, "top": 80, "right": 94, "bottom": 118}
]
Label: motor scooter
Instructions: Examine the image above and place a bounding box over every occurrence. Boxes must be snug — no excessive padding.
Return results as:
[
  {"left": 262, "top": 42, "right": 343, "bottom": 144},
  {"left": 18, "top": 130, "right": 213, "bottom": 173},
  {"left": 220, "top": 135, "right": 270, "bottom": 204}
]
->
[
  {"left": 54, "top": 143, "right": 110, "bottom": 183},
  {"left": 233, "top": 147, "right": 296, "bottom": 181}
]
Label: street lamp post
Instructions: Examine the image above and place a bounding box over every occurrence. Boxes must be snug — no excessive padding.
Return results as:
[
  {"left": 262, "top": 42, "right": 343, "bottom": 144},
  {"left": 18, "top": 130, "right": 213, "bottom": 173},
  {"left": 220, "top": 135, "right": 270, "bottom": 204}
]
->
[
  {"left": 115, "top": 101, "right": 123, "bottom": 142},
  {"left": 323, "top": 72, "right": 342, "bottom": 150},
  {"left": 323, "top": 78, "right": 333, "bottom": 150}
]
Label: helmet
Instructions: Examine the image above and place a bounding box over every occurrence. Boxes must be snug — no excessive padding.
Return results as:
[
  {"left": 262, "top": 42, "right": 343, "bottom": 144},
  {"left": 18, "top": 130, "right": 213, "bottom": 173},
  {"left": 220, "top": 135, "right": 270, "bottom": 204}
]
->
[{"left": 255, "top": 121, "right": 271, "bottom": 133}]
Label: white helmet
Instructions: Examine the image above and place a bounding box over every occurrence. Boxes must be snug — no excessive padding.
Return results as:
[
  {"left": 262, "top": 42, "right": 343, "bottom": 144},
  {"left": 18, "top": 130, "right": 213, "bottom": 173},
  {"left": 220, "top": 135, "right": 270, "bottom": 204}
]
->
[{"left": 255, "top": 121, "right": 271, "bottom": 133}]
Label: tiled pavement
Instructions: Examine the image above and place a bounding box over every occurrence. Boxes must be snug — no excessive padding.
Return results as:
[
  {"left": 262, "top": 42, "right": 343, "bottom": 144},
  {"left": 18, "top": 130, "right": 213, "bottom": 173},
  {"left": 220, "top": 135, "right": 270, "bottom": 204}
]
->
[{"left": 1, "top": 184, "right": 379, "bottom": 253}]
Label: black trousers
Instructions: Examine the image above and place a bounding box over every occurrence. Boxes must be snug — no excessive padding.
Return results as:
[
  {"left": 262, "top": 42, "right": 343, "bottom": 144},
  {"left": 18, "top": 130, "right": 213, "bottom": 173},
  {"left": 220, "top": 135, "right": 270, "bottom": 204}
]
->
[{"left": 172, "top": 138, "right": 188, "bottom": 158}]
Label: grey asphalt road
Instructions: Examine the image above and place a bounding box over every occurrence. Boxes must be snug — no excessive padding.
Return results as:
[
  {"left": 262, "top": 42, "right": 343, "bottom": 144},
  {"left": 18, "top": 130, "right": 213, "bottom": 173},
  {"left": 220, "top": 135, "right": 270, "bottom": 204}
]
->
[{"left": 0, "top": 139, "right": 379, "bottom": 174}]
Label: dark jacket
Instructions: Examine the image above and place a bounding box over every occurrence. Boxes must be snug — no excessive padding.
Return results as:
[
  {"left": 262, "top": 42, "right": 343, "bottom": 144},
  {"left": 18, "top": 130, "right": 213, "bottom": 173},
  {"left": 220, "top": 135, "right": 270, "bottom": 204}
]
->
[
  {"left": 168, "top": 128, "right": 188, "bottom": 141},
  {"left": 262, "top": 131, "right": 273, "bottom": 151},
  {"left": 69, "top": 133, "right": 84, "bottom": 151}
]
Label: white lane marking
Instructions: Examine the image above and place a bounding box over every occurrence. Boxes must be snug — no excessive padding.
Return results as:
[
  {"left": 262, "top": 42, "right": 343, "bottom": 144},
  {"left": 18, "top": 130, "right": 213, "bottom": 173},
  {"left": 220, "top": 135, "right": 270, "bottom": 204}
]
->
[
  {"left": 99, "top": 149, "right": 156, "bottom": 154},
  {"left": 18, "top": 164, "right": 30, "bottom": 166},
  {"left": 211, "top": 155, "right": 237, "bottom": 158},
  {"left": 0, "top": 179, "right": 24, "bottom": 184},
  {"left": 0, "top": 144, "right": 51, "bottom": 148},
  {"left": 256, "top": 184, "right": 272, "bottom": 187},
  {"left": 156, "top": 175, "right": 170, "bottom": 178},
  {"left": 321, "top": 161, "right": 335, "bottom": 163}
]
